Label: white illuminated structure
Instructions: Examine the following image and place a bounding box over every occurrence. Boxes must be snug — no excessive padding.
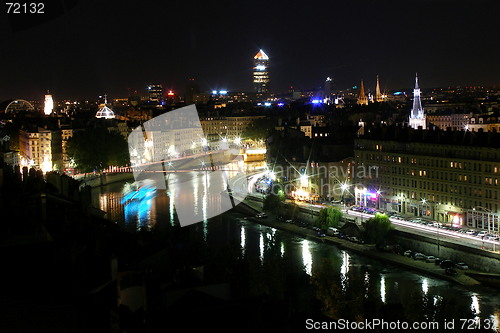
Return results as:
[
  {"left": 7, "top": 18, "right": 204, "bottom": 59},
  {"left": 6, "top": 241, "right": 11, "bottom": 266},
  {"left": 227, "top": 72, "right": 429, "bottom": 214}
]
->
[
  {"left": 44, "top": 93, "right": 53, "bottom": 115},
  {"left": 409, "top": 74, "right": 426, "bottom": 129},
  {"left": 253, "top": 49, "right": 270, "bottom": 93},
  {"left": 95, "top": 95, "right": 115, "bottom": 119},
  {"left": 375, "top": 75, "right": 385, "bottom": 103}
]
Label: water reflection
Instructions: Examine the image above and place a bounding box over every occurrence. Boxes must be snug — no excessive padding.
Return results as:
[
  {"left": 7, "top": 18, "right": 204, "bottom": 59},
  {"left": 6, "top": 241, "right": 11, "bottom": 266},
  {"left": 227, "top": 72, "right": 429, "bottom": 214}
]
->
[
  {"left": 364, "top": 272, "right": 370, "bottom": 299},
  {"left": 422, "top": 278, "right": 428, "bottom": 295},
  {"left": 302, "top": 239, "right": 312, "bottom": 276},
  {"left": 340, "top": 250, "right": 349, "bottom": 291},
  {"left": 93, "top": 181, "right": 500, "bottom": 326},
  {"left": 380, "top": 275, "right": 386, "bottom": 304},
  {"left": 259, "top": 233, "right": 264, "bottom": 264},
  {"left": 240, "top": 225, "right": 246, "bottom": 257},
  {"left": 121, "top": 182, "right": 157, "bottom": 228},
  {"left": 471, "top": 294, "right": 480, "bottom": 316}
]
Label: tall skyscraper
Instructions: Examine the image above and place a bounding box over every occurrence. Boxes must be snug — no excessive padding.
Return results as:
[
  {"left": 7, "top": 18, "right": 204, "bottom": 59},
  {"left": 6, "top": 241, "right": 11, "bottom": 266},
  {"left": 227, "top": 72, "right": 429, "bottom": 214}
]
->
[
  {"left": 409, "top": 74, "right": 426, "bottom": 129},
  {"left": 147, "top": 84, "right": 164, "bottom": 102},
  {"left": 185, "top": 78, "right": 200, "bottom": 105},
  {"left": 324, "top": 77, "right": 332, "bottom": 103},
  {"left": 253, "top": 49, "right": 270, "bottom": 93},
  {"left": 44, "top": 92, "right": 53, "bottom": 115},
  {"left": 357, "top": 79, "right": 368, "bottom": 105}
]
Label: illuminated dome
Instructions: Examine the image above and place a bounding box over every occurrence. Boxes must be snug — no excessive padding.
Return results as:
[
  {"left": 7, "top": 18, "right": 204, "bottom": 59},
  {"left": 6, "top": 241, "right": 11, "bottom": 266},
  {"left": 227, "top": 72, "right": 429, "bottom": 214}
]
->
[{"left": 95, "top": 96, "right": 115, "bottom": 119}]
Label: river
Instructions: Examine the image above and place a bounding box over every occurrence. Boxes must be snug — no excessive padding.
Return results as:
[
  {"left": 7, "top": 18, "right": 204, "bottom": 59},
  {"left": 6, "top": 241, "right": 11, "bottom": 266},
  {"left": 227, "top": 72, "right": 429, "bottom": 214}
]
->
[{"left": 92, "top": 177, "right": 500, "bottom": 331}]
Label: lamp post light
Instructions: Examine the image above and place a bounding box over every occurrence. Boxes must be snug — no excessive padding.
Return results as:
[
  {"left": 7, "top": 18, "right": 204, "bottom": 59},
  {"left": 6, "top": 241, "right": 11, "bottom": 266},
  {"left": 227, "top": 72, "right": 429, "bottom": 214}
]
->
[{"left": 340, "top": 183, "right": 349, "bottom": 210}]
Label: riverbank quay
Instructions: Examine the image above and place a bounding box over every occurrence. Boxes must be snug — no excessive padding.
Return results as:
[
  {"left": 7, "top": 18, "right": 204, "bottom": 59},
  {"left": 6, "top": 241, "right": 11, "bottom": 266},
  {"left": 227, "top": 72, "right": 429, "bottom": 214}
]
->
[
  {"left": 237, "top": 199, "right": 483, "bottom": 288},
  {"left": 77, "top": 172, "right": 135, "bottom": 188}
]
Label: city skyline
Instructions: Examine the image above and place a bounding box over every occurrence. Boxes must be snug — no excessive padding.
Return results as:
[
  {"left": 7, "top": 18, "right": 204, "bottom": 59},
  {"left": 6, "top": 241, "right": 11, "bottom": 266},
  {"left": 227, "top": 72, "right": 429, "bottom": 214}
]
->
[{"left": 1, "top": 0, "right": 499, "bottom": 101}]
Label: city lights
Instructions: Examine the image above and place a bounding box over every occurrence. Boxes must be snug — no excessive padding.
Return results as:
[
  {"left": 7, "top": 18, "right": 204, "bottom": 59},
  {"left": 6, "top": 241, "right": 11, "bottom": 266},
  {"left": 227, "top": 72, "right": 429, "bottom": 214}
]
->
[
  {"left": 44, "top": 94, "right": 53, "bottom": 115},
  {"left": 300, "top": 174, "right": 308, "bottom": 187}
]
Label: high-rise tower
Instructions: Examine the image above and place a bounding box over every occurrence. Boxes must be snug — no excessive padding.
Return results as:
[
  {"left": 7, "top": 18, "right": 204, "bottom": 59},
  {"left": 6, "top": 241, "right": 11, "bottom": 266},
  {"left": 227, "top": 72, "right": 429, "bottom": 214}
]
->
[
  {"left": 357, "top": 79, "right": 368, "bottom": 105},
  {"left": 324, "top": 77, "right": 332, "bottom": 103},
  {"left": 44, "top": 91, "right": 53, "bottom": 115},
  {"left": 253, "top": 49, "right": 270, "bottom": 94},
  {"left": 409, "top": 74, "right": 426, "bottom": 129},
  {"left": 375, "top": 75, "right": 384, "bottom": 103}
]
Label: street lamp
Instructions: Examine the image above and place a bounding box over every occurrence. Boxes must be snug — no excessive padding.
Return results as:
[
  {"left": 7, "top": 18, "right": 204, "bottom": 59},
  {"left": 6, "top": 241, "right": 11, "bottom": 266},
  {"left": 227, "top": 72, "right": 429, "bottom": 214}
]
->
[{"left": 340, "top": 183, "right": 349, "bottom": 210}]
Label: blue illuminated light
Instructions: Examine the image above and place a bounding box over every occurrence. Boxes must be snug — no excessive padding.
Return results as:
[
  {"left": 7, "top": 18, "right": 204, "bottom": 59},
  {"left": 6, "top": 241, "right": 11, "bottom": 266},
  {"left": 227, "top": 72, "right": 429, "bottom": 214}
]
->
[
  {"left": 277, "top": 102, "right": 284, "bottom": 107},
  {"left": 122, "top": 184, "right": 157, "bottom": 226},
  {"left": 219, "top": 90, "right": 227, "bottom": 95},
  {"left": 311, "top": 99, "right": 321, "bottom": 104},
  {"left": 212, "top": 90, "right": 218, "bottom": 95},
  {"left": 264, "top": 102, "right": 272, "bottom": 107}
]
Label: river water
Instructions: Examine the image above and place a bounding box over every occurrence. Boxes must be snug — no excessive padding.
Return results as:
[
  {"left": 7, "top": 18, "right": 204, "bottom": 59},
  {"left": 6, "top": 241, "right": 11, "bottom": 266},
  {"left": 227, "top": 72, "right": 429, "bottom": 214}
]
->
[{"left": 92, "top": 178, "right": 500, "bottom": 330}]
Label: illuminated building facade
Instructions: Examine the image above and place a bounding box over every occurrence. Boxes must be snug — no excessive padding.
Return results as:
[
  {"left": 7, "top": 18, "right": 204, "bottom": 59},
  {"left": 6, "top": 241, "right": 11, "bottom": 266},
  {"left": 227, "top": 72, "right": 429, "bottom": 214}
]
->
[
  {"left": 19, "top": 128, "right": 62, "bottom": 171},
  {"left": 355, "top": 126, "right": 500, "bottom": 232},
  {"left": 200, "top": 116, "right": 265, "bottom": 140},
  {"left": 147, "top": 84, "right": 164, "bottom": 102},
  {"left": 44, "top": 93, "right": 54, "bottom": 115},
  {"left": 409, "top": 74, "right": 427, "bottom": 129},
  {"left": 95, "top": 96, "right": 116, "bottom": 119},
  {"left": 253, "top": 49, "right": 270, "bottom": 94},
  {"left": 426, "top": 111, "right": 471, "bottom": 131}
]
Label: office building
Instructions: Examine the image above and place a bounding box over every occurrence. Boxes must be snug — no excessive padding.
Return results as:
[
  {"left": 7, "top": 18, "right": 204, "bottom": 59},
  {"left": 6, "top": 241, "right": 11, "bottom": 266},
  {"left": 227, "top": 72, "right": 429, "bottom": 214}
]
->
[
  {"left": 354, "top": 126, "right": 500, "bottom": 232},
  {"left": 253, "top": 49, "right": 270, "bottom": 94}
]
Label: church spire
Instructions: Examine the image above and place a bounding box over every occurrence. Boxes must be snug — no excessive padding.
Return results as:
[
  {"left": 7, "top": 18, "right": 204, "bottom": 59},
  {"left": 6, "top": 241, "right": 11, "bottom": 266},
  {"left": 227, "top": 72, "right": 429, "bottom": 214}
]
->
[
  {"left": 409, "top": 73, "right": 426, "bottom": 129},
  {"left": 357, "top": 79, "right": 368, "bottom": 105},
  {"left": 375, "top": 75, "right": 383, "bottom": 103}
]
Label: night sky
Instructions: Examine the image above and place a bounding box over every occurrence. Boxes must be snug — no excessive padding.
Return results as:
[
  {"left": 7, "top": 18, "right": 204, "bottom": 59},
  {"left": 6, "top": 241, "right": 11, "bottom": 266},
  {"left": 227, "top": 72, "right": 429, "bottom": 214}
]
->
[{"left": 0, "top": 0, "right": 499, "bottom": 101}]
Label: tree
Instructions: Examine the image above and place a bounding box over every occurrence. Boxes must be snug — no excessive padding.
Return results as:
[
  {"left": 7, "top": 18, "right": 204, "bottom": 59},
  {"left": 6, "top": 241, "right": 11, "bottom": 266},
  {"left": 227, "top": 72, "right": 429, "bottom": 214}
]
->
[
  {"left": 242, "top": 117, "right": 275, "bottom": 141},
  {"left": 263, "top": 193, "right": 285, "bottom": 215},
  {"left": 314, "top": 207, "right": 342, "bottom": 231},
  {"left": 66, "top": 127, "right": 130, "bottom": 173},
  {"left": 285, "top": 202, "right": 299, "bottom": 219},
  {"left": 364, "top": 213, "right": 394, "bottom": 247}
]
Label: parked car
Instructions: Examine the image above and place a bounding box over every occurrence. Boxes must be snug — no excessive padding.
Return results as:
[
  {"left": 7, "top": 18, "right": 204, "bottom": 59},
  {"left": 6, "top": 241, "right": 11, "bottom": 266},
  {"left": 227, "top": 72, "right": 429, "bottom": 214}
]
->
[
  {"left": 255, "top": 213, "right": 268, "bottom": 218},
  {"left": 445, "top": 267, "right": 458, "bottom": 276},
  {"left": 434, "top": 258, "right": 443, "bottom": 266},
  {"left": 413, "top": 253, "right": 426, "bottom": 261},
  {"left": 285, "top": 219, "right": 293, "bottom": 223},
  {"left": 317, "top": 232, "right": 326, "bottom": 237},
  {"left": 455, "top": 262, "right": 469, "bottom": 270},
  {"left": 327, "top": 227, "right": 339, "bottom": 236},
  {"left": 425, "top": 256, "right": 437, "bottom": 263},
  {"left": 404, "top": 250, "right": 413, "bottom": 257},
  {"left": 440, "top": 260, "right": 454, "bottom": 269},
  {"left": 347, "top": 236, "right": 360, "bottom": 243},
  {"left": 477, "top": 231, "right": 487, "bottom": 238}
]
